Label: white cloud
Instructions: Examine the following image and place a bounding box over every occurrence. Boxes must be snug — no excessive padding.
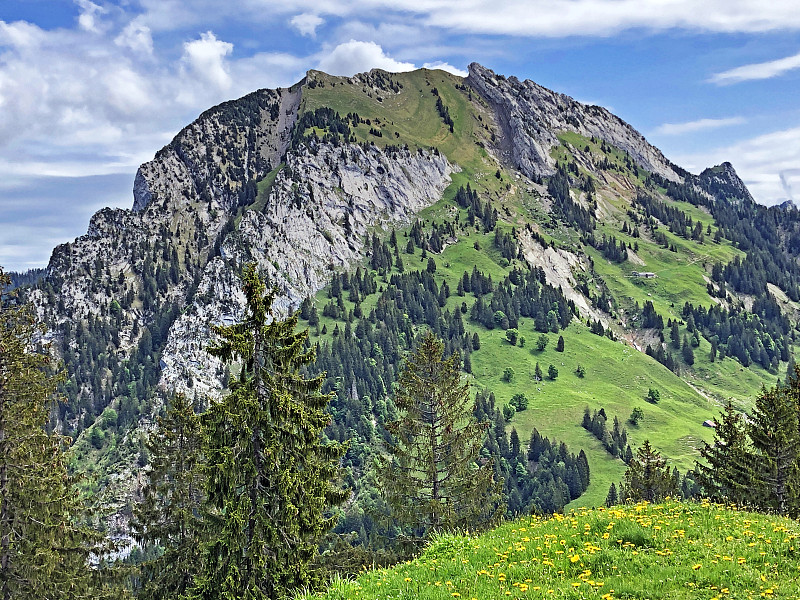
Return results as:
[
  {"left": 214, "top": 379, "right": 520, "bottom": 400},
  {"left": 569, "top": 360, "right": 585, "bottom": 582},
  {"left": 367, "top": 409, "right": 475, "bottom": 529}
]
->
[
  {"left": 181, "top": 31, "right": 234, "bottom": 92},
  {"left": 422, "top": 61, "right": 467, "bottom": 77},
  {"left": 290, "top": 13, "right": 324, "bottom": 37},
  {"left": 317, "top": 40, "right": 415, "bottom": 76},
  {"left": 710, "top": 51, "right": 800, "bottom": 84},
  {"left": 672, "top": 125, "right": 800, "bottom": 205},
  {"left": 75, "top": 0, "right": 105, "bottom": 33},
  {"left": 654, "top": 116, "right": 746, "bottom": 136},
  {"left": 115, "top": 21, "right": 154, "bottom": 55}
]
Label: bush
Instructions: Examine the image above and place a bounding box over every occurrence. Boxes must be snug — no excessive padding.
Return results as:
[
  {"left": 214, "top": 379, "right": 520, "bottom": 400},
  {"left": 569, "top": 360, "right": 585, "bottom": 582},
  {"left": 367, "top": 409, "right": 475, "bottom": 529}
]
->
[
  {"left": 629, "top": 406, "right": 644, "bottom": 426},
  {"left": 575, "top": 364, "right": 586, "bottom": 378},
  {"left": 548, "top": 364, "right": 559, "bottom": 380},
  {"left": 646, "top": 388, "right": 660, "bottom": 404},
  {"left": 502, "top": 367, "right": 515, "bottom": 382},
  {"left": 536, "top": 334, "right": 549, "bottom": 351},
  {"left": 510, "top": 393, "right": 528, "bottom": 412}
]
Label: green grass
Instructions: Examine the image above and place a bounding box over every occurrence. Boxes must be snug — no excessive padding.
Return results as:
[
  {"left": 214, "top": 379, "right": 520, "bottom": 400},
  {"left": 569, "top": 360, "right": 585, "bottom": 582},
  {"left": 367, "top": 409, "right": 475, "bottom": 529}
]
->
[{"left": 300, "top": 500, "right": 800, "bottom": 600}]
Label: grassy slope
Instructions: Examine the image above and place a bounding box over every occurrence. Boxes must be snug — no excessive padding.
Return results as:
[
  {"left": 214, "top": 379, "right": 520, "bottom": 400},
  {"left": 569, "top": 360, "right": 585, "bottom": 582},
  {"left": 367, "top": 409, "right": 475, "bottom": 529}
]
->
[
  {"left": 300, "top": 500, "right": 800, "bottom": 600},
  {"left": 294, "top": 70, "right": 783, "bottom": 506}
]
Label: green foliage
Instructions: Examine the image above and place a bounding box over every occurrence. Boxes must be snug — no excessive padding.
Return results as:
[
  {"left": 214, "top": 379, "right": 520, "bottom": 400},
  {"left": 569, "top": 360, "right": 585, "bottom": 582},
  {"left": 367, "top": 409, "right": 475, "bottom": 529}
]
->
[
  {"left": 747, "top": 372, "right": 800, "bottom": 517},
  {"left": 192, "top": 264, "right": 346, "bottom": 599},
  {"left": 575, "top": 363, "right": 585, "bottom": 378},
  {"left": 628, "top": 406, "right": 644, "bottom": 426},
  {"left": 509, "top": 393, "right": 528, "bottom": 412},
  {"left": 694, "top": 400, "right": 753, "bottom": 506},
  {"left": 378, "top": 332, "right": 502, "bottom": 537},
  {"left": 501, "top": 366, "right": 515, "bottom": 382},
  {"left": 646, "top": 387, "right": 660, "bottom": 404},
  {"left": 547, "top": 364, "right": 558, "bottom": 380},
  {"left": 620, "top": 440, "right": 678, "bottom": 503},
  {"left": 0, "top": 269, "right": 125, "bottom": 600},
  {"left": 132, "top": 393, "right": 204, "bottom": 600},
  {"left": 504, "top": 328, "right": 518, "bottom": 346},
  {"left": 535, "top": 334, "right": 549, "bottom": 352}
]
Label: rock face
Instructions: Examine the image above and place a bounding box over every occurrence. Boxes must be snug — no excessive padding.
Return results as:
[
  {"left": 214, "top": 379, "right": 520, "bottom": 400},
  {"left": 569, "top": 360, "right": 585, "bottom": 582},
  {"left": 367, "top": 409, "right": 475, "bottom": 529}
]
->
[
  {"left": 698, "top": 162, "right": 754, "bottom": 203},
  {"left": 466, "top": 63, "right": 681, "bottom": 182},
  {"left": 160, "top": 141, "right": 455, "bottom": 397}
]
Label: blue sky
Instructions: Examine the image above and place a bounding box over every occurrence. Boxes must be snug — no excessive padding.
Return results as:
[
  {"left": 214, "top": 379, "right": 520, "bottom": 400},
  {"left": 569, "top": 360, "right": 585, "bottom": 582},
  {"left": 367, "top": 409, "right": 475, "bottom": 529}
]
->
[{"left": 2, "top": 1, "right": 800, "bottom": 271}]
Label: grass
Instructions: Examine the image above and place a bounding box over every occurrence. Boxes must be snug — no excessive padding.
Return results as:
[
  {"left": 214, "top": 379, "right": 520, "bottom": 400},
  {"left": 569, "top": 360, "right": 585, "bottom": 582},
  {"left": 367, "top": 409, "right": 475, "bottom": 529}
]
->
[{"left": 299, "top": 500, "right": 800, "bottom": 600}]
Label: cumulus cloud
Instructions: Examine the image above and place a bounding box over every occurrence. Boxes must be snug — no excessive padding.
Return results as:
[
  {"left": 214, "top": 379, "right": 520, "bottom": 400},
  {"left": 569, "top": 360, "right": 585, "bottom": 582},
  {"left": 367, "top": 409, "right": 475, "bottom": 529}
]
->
[
  {"left": 710, "top": 51, "right": 800, "bottom": 84},
  {"left": 181, "top": 31, "right": 234, "bottom": 92},
  {"left": 317, "top": 40, "right": 415, "bottom": 75},
  {"left": 290, "top": 13, "right": 324, "bottom": 37},
  {"left": 654, "top": 116, "right": 746, "bottom": 136},
  {"left": 422, "top": 61, "right": 468, "bottom": 77}
]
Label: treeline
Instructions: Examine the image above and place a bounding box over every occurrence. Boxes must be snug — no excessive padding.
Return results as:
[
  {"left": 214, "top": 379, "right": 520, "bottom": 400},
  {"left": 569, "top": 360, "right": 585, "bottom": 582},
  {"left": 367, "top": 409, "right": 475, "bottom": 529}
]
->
[{"left": 431, "top": 88, "right": 454, "bottom": 132}]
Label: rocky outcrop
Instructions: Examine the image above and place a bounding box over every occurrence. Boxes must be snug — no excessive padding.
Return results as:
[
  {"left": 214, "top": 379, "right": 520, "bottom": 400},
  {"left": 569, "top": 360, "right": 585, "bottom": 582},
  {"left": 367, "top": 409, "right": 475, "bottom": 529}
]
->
[
  {"left": 466, "top": 63, "right": 681, "bottom": 183},
  {"left": 159, "top": 141, "right": 456, "bottom": 396},
  {"left": 698, "top": 162, "right": 754, "bottom": 204}
]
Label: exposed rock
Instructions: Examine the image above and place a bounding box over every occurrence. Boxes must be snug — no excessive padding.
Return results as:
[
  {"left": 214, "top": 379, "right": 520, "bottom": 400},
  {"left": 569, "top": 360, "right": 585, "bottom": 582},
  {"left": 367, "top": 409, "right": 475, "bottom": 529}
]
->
[
  {"left": 466, "top": 63, "right": 681, "bottom": 183},
  {"left": 160, "top": 141, "right": 456, "bottom": 396}
]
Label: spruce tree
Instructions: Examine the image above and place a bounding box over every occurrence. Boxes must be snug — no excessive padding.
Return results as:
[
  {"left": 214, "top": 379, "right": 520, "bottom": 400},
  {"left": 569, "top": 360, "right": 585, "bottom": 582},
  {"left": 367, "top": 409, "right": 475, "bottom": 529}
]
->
[
  {"left": 748, "top": 379, "right": 800, "bottom": 516},
  {"left": 0, "top": 269, "right": 121, "bottom": 600},
  {"left": 133, "top": 393, "right": 204, "bottom": 600},
  {"left": 694, "top": 400, "right": 753, "bottom": 505},
  {"left": 619, "top": 440, "right": 678, "bottom": 503},
  {"left": 191, "top": 265, "right": 346, "bottom": 599},
  {"left": 379, "top": 332, "right": 502, "bottom": 538}
]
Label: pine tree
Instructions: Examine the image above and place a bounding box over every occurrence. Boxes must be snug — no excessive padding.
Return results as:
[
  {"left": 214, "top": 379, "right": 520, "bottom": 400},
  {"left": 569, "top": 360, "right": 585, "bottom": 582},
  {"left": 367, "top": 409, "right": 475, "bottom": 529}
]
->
[
  {"left": 605, "top": 482, "right": 618, "bottom": 507},
  {"left": 694, "top": 400, "right": 753, "bottom": 506},
  {"left": 619, "top": 440, "right": 678, "bottom": 503},
  {"left": 0, "top": 269, "right": 121, "bottom": 600},
  {"left": 379, "top": 332, "right": 502, "bottom": 538},
  {"left": 133, "top": 393, "right": 204, "bottom": 600},
  {"left": 191, "top": 265, "right": 346, "bottom": 599},
  {"left": 748, "top": 377, "right": 800, "bottom": 517}
]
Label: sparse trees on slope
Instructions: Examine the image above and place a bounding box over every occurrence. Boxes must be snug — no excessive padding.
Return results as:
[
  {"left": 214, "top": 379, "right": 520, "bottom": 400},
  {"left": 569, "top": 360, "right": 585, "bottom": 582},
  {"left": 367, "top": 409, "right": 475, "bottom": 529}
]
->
[
  {"left": 132, "top": 393, "right": 205, "bottom": 600},
  {"left": 192, "top": 264, "right": 346, "bottom": 599},
  {"left": 379, "top": 332, "right": 502, "bottom": 537}
]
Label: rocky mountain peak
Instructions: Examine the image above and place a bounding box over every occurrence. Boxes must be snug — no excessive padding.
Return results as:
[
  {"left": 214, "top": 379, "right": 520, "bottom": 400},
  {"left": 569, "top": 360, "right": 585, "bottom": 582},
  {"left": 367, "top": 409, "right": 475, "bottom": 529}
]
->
[{"left": 466, "top": 62, "right": 682, "bottom": 183}]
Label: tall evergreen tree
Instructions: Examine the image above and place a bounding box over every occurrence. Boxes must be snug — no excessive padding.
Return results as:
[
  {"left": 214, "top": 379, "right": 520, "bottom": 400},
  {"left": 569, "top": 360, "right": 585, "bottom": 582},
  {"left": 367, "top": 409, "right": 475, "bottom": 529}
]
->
[
  {"left": 379, "top": 332, "right": 502, "bottom": 537},
  {"left": 748, "top": 378, "right": 800, "bottom": 517},
  {"left": 191, "top": 265, "right": 346, "bottom": 599},
  {"left": 619, "top": 440, "right": 678, "bottom": 503},
  {"left": 132, "top": 393, "right": 204, "bottom": 600},
  {"left": 0, "top": 269, "right": 121, "bottom": 600},
  {"left": 694, "top": 400, "right": 753, "bottom": 506}
]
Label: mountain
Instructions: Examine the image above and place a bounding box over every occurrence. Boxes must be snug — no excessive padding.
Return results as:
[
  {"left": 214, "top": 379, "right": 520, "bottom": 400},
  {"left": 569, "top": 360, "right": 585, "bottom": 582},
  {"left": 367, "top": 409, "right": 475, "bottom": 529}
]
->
[{"left": 18, "top": 63, "right": 800, "bottom": 535}]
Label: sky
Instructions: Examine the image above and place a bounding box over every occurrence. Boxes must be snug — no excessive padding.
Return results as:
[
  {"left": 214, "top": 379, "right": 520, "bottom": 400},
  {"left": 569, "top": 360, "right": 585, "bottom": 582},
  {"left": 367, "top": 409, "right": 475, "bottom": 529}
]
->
[{"left": 2, "top": 1, "right": 800, "bottom": 271}]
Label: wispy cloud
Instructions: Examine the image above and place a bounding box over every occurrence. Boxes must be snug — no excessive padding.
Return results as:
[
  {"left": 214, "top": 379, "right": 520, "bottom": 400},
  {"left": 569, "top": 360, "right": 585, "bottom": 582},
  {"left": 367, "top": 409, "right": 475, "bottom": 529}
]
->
[
  {"left": 654, "top": 116, "right": 746, "bottom": 136},
  {"left": 710, "top": 51, "right": 800, "bottom": 84},
  {"left": 672, "top": 125, "right": 800, "bottom": 205}
]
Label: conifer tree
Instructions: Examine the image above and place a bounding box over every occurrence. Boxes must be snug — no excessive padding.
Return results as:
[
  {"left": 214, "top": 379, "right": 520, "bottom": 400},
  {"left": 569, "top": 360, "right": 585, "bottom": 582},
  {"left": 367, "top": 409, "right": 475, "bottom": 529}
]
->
[
  {"left": 694, "top": 400, "right": 753, "bottom": 505},
  {"left": 0, "top": 269, "right": 122, "bottom": 600},
  {"left": 748, "top": 377, "right": 800, "bottom": 516},
  {"left": 133, "top": 393, "right": 204, "bottom": 600},
  {"left": 191, "top": 265, "right": 346, "bottom": 599},
  {"left": 619, "top": 440, "right": 678, "bottom": 503},
  {"left": 379, "top": 332, "right": 502, "bottom": 537}
]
